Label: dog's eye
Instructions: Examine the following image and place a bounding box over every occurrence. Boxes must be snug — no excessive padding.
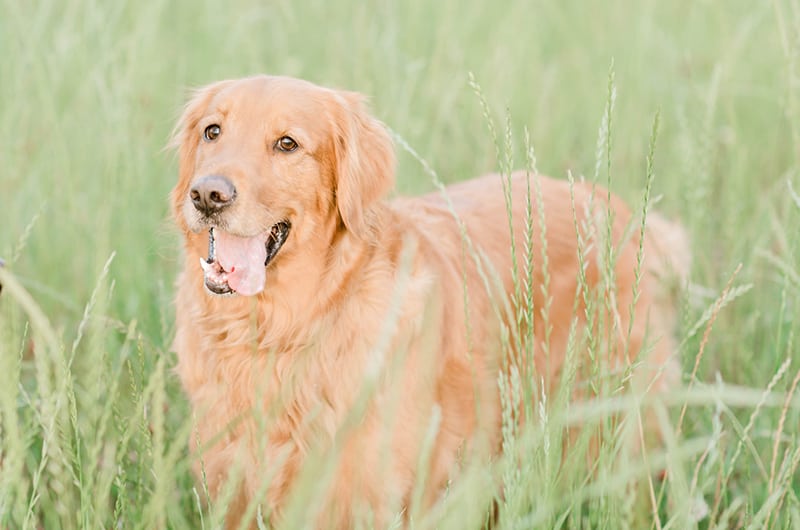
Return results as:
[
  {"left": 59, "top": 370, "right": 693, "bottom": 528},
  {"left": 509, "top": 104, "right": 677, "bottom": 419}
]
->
[
  {"left": 203, "top": 124, "right": 221, "bottom": 142},
  {"left": 276, "top": 136, "right": 298, "bottom": 152}
]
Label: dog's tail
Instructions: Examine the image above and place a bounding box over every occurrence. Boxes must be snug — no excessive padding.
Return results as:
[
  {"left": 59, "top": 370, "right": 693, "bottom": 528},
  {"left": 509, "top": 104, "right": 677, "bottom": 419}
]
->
[
  {"left": 635, "top": 212, "right": 691, "bottom": 397},
  {"left": 628, "top": 213, "right": 691, "bottom": 452},
  {"left": 644, "top": 212, "right": 691, "bottom": 309}
]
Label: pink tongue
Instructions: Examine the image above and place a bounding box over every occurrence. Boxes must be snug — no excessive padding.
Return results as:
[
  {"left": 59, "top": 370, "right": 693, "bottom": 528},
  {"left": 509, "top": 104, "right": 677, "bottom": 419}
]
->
[{"left": 214, "top": 231, "right": 267, "bottom": 296}]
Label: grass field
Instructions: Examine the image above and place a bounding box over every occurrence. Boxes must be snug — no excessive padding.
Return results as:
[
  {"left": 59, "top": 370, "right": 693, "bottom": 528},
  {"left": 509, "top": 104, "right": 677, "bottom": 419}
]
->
[{"left": 1, "top": 0, "right": 799, "bottom": 528}]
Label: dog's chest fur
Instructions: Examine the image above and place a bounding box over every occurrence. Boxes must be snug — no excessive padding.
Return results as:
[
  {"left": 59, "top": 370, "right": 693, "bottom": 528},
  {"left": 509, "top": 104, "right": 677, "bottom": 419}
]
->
[{"left": 172, "top": 256, "right": 449, "bottom": 519}]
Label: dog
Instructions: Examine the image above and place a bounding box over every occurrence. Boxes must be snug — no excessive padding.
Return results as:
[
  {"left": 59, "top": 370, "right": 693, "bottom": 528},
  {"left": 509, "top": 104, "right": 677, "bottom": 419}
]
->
[{"left": 170, "top": 75, "right": 689, "bottom": 528}]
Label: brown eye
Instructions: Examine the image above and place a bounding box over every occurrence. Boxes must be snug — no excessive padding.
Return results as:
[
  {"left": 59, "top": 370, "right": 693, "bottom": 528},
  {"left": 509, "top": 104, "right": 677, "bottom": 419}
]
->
[
  {"left": 203, "top": 124, "right": 221, "bottom": 141},
  {"left": 276, "top": 136, "right": 298, "bottom": 152}
]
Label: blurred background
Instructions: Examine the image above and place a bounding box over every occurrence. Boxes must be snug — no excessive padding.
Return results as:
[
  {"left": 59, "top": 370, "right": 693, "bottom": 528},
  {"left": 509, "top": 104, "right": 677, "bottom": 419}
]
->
[{"left": 1, "top": 0, "right": 798, "bottom": 527}]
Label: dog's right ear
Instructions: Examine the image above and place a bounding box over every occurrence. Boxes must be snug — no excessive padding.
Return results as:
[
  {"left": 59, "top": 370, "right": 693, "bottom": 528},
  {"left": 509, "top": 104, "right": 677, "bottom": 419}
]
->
[
  {"left": 168, "top": 81, "right": 233, "bottom": 228},
  {"left": 331, "top": 91, "right": 396, "bottom": 240}
]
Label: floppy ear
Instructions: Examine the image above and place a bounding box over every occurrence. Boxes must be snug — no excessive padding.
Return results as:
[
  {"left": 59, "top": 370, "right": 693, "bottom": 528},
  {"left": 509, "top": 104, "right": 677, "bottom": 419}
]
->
[
  {"left": 332, "top": 92, "right": 396, "bottom": 240},
  {"left": 168, "top": 80, "right": 233, "bottom": 230}
]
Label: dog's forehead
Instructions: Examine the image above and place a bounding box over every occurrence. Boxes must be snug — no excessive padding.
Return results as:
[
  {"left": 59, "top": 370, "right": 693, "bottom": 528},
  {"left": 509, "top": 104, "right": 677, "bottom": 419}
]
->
[{"left": 211, "top": 77, "right": 333, "bottom": 125}]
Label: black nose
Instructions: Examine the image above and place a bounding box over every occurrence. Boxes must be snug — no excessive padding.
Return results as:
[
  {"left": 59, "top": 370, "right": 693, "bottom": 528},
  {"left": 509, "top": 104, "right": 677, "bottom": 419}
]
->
[{"left": 190, "top": 175, "right": 236, "bottom": 215}]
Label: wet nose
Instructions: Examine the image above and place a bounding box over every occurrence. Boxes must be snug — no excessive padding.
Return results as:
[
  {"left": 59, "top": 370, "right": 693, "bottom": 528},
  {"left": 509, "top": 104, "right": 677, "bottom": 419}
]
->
[{"left": 190, "top": 175, "right": 236, "bottom": 215}]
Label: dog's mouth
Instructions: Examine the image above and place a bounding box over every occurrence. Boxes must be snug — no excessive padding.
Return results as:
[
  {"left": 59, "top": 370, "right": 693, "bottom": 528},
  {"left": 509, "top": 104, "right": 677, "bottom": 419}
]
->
[{"left": 199, "top": 221, "right": 291, "bottom": 296}]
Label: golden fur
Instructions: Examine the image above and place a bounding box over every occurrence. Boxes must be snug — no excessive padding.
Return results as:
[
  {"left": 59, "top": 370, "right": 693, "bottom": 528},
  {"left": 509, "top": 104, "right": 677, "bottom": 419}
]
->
[{"left": 171, "top": 75, "right": 689, "bottom": 528}]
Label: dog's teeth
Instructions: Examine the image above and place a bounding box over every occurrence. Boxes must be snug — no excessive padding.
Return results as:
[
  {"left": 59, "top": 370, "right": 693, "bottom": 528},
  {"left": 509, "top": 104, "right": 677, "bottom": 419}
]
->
[{"left": 200, "top": 257, "right": 213, "bottom": 273}]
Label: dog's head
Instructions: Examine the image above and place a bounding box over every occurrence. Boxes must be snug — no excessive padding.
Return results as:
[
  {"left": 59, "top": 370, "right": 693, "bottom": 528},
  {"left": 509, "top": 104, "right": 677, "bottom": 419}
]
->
[{"left": 170, "top": 76, "right": 395, "bottom": 296}]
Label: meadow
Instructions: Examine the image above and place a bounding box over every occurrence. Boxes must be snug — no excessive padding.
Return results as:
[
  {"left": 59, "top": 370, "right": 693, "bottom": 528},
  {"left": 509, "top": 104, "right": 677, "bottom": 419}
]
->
[{"left": 1, "top": 0, "right": 799, "bottom": 528}]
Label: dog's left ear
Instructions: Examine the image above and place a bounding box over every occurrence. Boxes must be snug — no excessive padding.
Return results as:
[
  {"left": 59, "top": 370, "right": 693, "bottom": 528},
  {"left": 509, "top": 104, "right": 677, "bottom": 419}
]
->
[{"left": 332, "top": 92, "right": 396, "bottom": 240}]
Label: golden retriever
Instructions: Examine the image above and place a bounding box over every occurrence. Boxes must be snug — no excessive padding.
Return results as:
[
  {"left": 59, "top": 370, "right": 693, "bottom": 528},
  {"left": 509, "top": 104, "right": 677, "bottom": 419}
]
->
[{"left": 170, "top": 75, "right": 689, "bottom": 528}]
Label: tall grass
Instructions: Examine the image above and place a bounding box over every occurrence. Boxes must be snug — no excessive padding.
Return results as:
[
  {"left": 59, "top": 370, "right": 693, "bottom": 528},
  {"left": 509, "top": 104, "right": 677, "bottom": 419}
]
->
[{"left": 1, "top": 0, "right": 799, "bottom": 528}]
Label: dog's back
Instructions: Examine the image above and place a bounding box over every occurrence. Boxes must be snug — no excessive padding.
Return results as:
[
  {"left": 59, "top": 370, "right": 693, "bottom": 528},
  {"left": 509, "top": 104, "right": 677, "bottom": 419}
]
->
[{"left": 402, "top": 171, "right": 688, "bottom": 401}]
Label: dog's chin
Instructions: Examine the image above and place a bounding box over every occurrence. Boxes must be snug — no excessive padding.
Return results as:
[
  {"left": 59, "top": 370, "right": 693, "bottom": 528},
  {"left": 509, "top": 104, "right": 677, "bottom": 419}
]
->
[
  {"left": 197, "top": 221, "right": 291, "bottom": 297},
  {"left": 200, "top": 258, "right": 237, "bottom": 296}
]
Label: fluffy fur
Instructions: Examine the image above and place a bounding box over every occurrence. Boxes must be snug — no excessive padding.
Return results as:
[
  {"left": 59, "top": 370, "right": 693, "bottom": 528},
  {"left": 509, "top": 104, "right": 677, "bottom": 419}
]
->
[{"left": 171, "top": 75, "right": 689, "bottom": 528}]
